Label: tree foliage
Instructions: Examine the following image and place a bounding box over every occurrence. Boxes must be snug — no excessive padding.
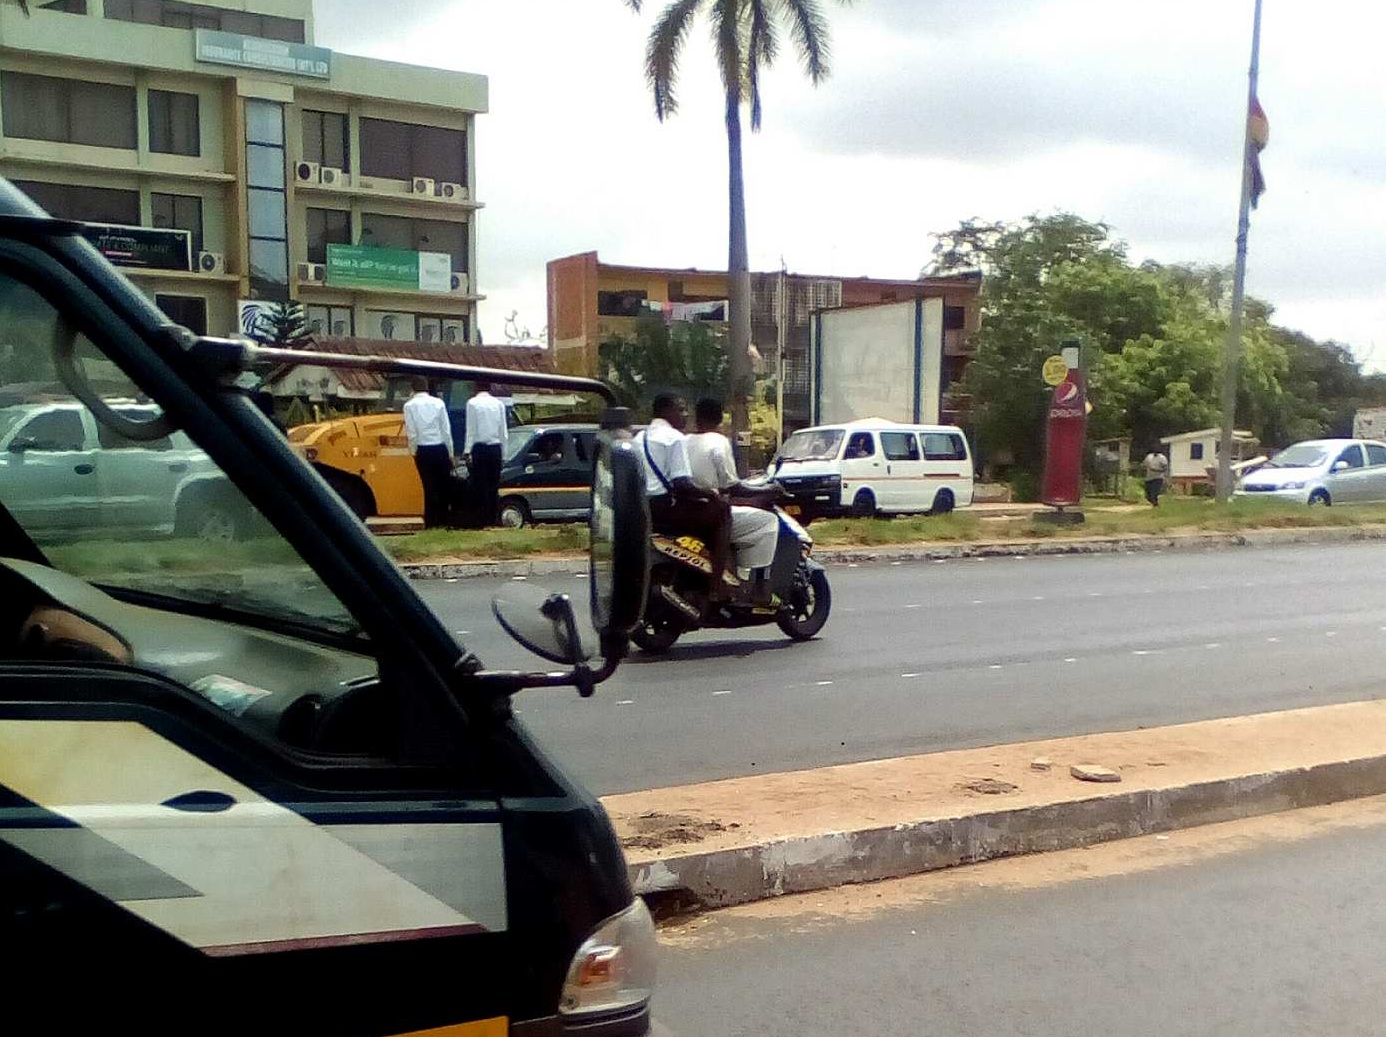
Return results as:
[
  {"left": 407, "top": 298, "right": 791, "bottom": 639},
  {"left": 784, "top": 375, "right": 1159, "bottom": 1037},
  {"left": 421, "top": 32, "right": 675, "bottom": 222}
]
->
[
  {"left": 598, "top": 312, "right": 730, "bottom": 416},
  {"left": 252, "top": 301, "right": 312, "bottom": 350},
  {"left": 947, "top": 213, "right": 1383, "bottom": 475}
]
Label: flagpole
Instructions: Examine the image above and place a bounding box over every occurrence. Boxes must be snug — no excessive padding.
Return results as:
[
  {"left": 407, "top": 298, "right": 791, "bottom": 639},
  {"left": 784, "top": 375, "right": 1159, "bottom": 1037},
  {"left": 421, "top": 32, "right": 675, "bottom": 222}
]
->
[{"left": 1216, "top": 0, "right": 1264, "bottom": 503}]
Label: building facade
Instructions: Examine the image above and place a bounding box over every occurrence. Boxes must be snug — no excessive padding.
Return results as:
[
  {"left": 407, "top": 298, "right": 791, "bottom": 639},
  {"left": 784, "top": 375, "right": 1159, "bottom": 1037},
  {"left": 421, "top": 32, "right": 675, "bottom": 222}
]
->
[
  {"left": 0, "top": 0, "right": 486, "bottom": 344},
  {"left": 547, "top": 250, "right": 981, "bottom": 431}
]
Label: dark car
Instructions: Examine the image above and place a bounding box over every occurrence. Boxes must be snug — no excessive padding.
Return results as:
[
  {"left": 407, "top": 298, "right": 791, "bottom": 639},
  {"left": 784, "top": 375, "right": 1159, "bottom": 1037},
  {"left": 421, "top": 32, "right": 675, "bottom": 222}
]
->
[{"left": 485, "top": 424, "right": 602, "bottom": 528}]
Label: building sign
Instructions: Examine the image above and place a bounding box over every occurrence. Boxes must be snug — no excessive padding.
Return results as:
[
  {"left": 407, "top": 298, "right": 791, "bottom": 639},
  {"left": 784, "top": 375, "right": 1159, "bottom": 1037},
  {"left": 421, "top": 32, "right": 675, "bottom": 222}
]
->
[
  {"left": 195, "top": 29, "right": 331, "bottom": 79},
  {"left": 80, "top": 224, "right": 191, "bottom": 271},
  {"left": 326, "top": 245, "right": 453, "bottom": 293},
  {"left": 1040, "top": 346, "right": 1087, "bottom": 508}
]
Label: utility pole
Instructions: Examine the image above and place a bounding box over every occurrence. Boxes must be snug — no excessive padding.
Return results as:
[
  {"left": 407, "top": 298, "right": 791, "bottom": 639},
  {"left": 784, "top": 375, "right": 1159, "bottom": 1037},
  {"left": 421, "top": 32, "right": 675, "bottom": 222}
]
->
[
  {"left": 776, "top": 257, "right": 787, "bottom": 446},
  {"left": 1216, "top": 0, "right": 1264, "bottom": 503}
]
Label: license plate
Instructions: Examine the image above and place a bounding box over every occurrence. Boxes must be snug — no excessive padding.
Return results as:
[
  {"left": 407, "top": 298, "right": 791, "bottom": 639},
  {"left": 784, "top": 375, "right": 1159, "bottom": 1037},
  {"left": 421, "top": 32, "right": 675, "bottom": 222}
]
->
[{"left": 785, "top": 504, "right": 801, "bottom": 516}]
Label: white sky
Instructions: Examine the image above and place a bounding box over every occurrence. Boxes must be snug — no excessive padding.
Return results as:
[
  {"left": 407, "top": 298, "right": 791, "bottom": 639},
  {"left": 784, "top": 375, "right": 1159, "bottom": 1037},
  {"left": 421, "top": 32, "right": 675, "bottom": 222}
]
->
[{"left": 314, "top": 0, "right": 1386, "bottom": 365}]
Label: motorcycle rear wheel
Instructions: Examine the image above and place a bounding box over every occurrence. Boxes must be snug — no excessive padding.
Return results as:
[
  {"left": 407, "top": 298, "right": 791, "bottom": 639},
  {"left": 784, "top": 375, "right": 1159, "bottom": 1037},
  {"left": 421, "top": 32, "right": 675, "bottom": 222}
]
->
[{"left": 777, "top": 568, "right": 832, "bottom": 641}]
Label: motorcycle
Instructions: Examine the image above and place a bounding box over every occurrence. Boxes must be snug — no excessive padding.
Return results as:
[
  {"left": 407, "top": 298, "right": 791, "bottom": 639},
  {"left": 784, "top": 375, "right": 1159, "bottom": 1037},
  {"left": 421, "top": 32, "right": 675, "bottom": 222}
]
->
[{"left": 631, "top": 501, "right": 832, "bottom": 653}]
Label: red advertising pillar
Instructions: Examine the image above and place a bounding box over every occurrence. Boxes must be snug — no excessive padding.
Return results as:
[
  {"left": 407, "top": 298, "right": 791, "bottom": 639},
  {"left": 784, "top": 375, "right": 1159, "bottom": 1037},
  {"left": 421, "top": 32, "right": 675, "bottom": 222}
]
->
[{"left": 1040, "top": 361, "right": 1087, "bottom": 509}]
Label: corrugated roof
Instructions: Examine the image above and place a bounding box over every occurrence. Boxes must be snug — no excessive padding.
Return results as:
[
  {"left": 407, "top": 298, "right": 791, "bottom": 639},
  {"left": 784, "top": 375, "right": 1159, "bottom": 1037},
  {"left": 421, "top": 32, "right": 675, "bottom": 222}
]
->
[{"left": 264, "top": 338, "right": 556, "bottom": 395}]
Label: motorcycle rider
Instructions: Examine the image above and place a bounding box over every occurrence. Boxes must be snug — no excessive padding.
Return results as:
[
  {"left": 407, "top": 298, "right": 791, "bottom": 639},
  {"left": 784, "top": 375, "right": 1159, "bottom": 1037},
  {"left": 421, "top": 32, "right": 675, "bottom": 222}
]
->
[
  {"left": 634, "top": 393, "right": 733, "bottom": 600},
  {"left": 687, "top": 398, "right": 782, "bottom": 606}
]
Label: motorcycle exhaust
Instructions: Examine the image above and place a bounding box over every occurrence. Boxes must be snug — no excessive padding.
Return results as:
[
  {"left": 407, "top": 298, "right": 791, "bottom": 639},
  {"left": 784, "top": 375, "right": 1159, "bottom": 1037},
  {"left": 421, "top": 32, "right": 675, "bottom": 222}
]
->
[{"left": 658, "top": 585, "right": 702, "bottom": 620}]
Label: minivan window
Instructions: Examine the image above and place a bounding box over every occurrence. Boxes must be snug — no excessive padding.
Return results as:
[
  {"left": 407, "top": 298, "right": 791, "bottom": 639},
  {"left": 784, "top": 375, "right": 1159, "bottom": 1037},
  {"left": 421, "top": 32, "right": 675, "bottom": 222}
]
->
[
  {"left": 922, "top": 432, "right": 967, "bottom": 461},
  {"left": 844, "top": 432, "right": 874, "bottom": 459},
  {"left": 779, "top": 428, "right": 844, "bottom": 462},
  {"left": 881, "top": 431, "right": 921, "bottom": 461}
]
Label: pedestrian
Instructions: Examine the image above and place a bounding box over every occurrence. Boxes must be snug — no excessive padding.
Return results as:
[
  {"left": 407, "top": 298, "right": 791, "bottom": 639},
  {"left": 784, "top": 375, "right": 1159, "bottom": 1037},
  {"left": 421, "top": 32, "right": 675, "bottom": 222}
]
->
[
  {"left": 1143, "top": 446, "right": 1169, "bottom": 507},
  {"left": 463, "top": 380, "right": 508, "bottom": 527},
  {"left": 402, "top": 376, "right": 454, "bottom": 529}
]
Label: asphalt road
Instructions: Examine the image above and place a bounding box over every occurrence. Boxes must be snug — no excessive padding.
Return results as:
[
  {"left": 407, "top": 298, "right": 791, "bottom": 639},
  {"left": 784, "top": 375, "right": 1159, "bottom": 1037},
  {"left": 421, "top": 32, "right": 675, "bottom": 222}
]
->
[
  {"left": 419, "top": 540, "right": 1386, "bottom": 794},
  {"left": 651, "top": 801, "right": 1386, "bottom": 1037}
]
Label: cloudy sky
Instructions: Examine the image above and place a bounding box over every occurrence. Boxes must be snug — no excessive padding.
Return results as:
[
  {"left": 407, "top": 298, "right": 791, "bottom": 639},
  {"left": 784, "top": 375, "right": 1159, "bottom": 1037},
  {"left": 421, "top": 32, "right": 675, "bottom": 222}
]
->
[{"left": 314, "top": 0, "right": 1386, "bottom": 364}]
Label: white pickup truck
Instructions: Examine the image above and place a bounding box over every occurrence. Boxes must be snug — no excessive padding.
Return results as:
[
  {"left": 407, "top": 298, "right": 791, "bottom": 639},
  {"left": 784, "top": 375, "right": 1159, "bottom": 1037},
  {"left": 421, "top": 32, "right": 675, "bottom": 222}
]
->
[{"left": 0, "top": 399, "right": 246, "bottom": 539}]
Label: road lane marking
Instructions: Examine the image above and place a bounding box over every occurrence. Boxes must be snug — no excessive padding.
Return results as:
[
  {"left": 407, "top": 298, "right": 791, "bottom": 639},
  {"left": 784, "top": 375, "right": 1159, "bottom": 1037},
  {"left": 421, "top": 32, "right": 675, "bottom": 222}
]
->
[
  {"left": 615, "top": 700, "right": 635, "bottom": 705},
  {"left": 1063, "top": 658, "right": 1077, "bottom": 663},
  {"left": 712, "top": 690, "right": 732, "bottom": 696},
  {"left": 901, "top": 672, "right": 921, "bottom": 678},
  {"left": 988, "top": 664, "right": 1003, "bottom": 670},
  {"left": 1206, "top": 643, "right": 1221, "bottom": 649},
  {"left": 1266, "top": 637, "right": 1280, "bottom": 643},
  {"left": 816, "top": 680, "right": 834, "bottom": 686}
]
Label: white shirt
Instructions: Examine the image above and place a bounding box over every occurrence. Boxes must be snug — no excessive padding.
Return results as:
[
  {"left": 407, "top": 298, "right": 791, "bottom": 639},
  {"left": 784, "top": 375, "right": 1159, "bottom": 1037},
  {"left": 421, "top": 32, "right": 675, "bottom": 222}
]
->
[
  {"left": 687, "top": 431, "right": 739, "bottom": 492},
  {"left": 463, "top": 391, "right": 508, "bottom": 454},
  {"left": 634, "top": 417, "right": 692, "bottom": 497},
  {"left": 402, "top": 392, "right": 453, "bottom": 456}
]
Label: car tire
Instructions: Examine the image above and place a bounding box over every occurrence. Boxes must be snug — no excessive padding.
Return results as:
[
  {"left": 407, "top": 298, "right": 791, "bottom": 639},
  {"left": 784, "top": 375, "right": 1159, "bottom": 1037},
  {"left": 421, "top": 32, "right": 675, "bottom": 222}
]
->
[
  {"left": 1308, "top": 489, "right": 1331, "bottom": 507},
  {"left": 850, "top": 490, "right": 877, "bottom": 519},
  {"left": 929, "top": 489, "right": 956, "bottom": 516},
  {"left": 319, "top": 468, "right": 376, "bottom": 520},
  {"left": 500, "top": 498, "right": 531, "bottom": 529},
  {"left": 177, "top": 495, "right": 244, "bottom": 541}
]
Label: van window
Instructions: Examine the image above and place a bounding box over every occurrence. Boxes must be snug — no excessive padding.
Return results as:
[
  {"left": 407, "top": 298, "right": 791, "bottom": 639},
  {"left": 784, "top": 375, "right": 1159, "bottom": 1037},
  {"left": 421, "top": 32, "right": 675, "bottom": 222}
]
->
[
  {"left": 575, "top": 432, "right": 595, "bottom": 463},
  {"left": 844, "top": 432, "right": 874, "bottom": 459},
  {"left": 880, "top": 431, "right": 920, "bottom": 461},
  {"left": 779, "top": 428, "right": 844, "bottom": 462},
  {"left": 922, "top": 432, "right": 967, "bottom": 462}
]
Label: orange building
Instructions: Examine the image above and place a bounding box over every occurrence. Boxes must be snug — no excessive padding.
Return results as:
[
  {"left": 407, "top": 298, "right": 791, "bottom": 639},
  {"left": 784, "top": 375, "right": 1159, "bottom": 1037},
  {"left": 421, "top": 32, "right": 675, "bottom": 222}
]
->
[{"left": 547, "top": 250, "right": 981, "bottom": 431}]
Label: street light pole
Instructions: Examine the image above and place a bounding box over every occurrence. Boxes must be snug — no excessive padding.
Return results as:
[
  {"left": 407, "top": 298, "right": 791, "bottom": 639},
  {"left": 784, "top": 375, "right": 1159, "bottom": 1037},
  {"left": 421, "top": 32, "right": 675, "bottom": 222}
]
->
[{"left": 1216, "top": 0, "right": 1264, "bottom": 503}]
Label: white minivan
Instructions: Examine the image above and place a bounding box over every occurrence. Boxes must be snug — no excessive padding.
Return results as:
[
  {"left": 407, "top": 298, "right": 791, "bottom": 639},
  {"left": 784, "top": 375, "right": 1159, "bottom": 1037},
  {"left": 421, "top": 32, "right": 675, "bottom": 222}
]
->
[{"left": 770, "top": 418, "right": 975, "bottom": 520}]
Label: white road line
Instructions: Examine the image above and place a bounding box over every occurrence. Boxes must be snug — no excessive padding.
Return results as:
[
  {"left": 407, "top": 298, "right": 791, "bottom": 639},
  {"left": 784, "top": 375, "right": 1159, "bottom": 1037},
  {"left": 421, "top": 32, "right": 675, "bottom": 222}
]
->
[
  {"left": 445, "top": 578, "right": 459, "bottom": 583},
  {"left": 972, "top": 599, "right": 984, "bottom": 605},
  {"left": 1032, "top": 596, "right": 1045, "bottom": 601},
  {"left": 1266, "top": 637, "right": 1280, "bottom": 643},
  {"left": 1326, "top": 631, "right": 1339, "bottom": 637},
  {"left": 816, "top": 680, "right": 834, "bottom": 686},
  {"left": 712, "top": 690, "right": 732, "bottom": 696},
  {"left": 511, "top": 576, "right": 527, "bottom": 581},
  {"left": 1206, "top": 643, "right": 1221, "bottom": 649},
  {"left": 1132, "top": 650, "right": 1154, "bottom": 656},
  {"left": 906, "top": 604, "right": 923, "bottom": 609},
  {"left": 615, "top": 700, "right": 635, "bottom": 705},
  {"left": 901, "top": 672, "right": 921, "bottom": 678},
  {"left": 988, "top": 664, "right": 1003, "bottom": 670},
  {"left": 1063, "top": 658, "right": 1077, "bottom": 663}
]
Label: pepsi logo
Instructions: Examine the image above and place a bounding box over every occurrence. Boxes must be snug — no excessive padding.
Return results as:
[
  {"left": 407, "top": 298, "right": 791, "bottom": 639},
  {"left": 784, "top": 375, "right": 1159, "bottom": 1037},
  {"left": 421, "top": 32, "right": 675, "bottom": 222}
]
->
[{"left": 1056, "top": 381, "right": 1080, "bottom": 404}]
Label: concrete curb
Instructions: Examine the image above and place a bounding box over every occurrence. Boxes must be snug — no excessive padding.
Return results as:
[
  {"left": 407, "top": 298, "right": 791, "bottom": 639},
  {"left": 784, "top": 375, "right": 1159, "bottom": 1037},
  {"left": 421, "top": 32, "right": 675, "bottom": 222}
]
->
[
  {"left": 398, "top": 523, "right": 1386, "bottom": 580},
  {"left": 627, "top": 753, "right": 1386, "bottom": 910}
]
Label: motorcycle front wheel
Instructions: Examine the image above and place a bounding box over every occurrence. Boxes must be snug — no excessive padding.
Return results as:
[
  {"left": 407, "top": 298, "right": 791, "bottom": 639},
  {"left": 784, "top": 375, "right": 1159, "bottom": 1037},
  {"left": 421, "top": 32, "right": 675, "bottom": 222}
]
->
[
  {"left": 632, "top": 616, "right": 683, "bottom": 653},
  {"left": 777, "top": 568, "right": 832, "bottom": 641}
]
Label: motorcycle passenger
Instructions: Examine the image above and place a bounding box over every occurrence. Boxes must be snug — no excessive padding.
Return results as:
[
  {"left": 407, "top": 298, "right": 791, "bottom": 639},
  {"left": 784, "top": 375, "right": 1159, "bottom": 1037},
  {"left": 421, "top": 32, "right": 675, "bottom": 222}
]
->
[
  {"left": 634, "top": 393, "right": 733, "bottom": 599},
  {"left": 687, "top": 397, "right": 782, "bottom": 606}
]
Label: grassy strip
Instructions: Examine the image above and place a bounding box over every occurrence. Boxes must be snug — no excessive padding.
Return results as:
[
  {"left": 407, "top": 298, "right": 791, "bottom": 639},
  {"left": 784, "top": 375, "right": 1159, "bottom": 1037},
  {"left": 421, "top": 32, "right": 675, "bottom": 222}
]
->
[{"left": 380, "top": 498, "right": 1386, "bottom": 561}]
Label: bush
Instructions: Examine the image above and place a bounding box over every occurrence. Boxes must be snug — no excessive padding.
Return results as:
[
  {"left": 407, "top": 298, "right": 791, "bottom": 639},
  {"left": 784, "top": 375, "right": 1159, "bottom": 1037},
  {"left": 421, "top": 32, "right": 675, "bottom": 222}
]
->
[{"left": 1009, "top": 470, "right": 1041, "bottom": 503}]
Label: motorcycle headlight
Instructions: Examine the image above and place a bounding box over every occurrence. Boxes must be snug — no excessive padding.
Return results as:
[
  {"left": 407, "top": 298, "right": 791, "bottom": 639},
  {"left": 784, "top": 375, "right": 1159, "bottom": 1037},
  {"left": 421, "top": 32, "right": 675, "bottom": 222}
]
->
[{"left": 559, "top": 898, "right": 658, "bottom": 1019}]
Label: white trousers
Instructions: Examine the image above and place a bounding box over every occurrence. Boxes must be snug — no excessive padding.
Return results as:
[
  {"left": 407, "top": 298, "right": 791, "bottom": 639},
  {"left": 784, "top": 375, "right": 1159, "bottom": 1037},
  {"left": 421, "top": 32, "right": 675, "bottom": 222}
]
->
[{"left": 730, "top": 505, "right": 780, "bottom": 571}]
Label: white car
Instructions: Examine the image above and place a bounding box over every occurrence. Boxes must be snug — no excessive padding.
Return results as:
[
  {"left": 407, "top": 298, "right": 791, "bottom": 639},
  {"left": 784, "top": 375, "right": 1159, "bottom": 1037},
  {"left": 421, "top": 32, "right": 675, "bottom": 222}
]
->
[
  {"left": 1235, "top": 438, "right": 1386, "bottom": 506},
  {"left": 0, "top": 399, "right": 247, "bottom": 538}
]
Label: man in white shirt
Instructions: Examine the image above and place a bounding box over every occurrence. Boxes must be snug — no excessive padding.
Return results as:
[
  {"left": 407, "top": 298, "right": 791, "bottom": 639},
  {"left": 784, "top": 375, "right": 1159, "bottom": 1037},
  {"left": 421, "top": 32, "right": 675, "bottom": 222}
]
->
[
  {"left": 402, "top": 376, "right": 454, "bottom": 529},
  {"left": 463, "top": 381, "right": 509, "bottom": 527},
  {"left": 688, "top": 398, "right": 782, "bottom": 601},
  {"left": 633, "top": 393, "right": 732, "bottom": 596}
]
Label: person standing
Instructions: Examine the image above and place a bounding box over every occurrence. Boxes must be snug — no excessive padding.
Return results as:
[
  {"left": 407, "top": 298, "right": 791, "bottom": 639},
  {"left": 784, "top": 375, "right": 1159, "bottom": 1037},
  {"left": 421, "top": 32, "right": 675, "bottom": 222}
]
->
[
  {"left": 402, "top": 376, "right": 454, "bottom": 529},
  {"left": 1142, "top": 447, "right": 1170, "bottom": 507},
  {"left": 464, "top": 380, "right": 508, "bottom": 527}
]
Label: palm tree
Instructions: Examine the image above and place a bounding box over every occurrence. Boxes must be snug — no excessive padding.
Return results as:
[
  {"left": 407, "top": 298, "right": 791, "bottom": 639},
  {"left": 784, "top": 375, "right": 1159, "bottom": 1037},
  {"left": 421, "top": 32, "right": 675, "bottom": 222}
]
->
[{"left": 625, "top": 0, "right": 847, "bottom": 453}]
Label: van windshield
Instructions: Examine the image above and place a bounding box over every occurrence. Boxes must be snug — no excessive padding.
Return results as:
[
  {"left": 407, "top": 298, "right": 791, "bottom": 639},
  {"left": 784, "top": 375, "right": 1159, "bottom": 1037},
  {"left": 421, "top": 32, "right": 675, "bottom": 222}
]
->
[{"left": 778, "top": 429, "right": 844, "bottom": 463}]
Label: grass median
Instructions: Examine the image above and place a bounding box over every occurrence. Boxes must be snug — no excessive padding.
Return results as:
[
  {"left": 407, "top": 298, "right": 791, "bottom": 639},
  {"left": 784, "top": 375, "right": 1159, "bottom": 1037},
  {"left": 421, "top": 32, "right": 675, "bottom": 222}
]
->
[{"left": 377, "top": 497, "right": 1386, "bottom": 562}]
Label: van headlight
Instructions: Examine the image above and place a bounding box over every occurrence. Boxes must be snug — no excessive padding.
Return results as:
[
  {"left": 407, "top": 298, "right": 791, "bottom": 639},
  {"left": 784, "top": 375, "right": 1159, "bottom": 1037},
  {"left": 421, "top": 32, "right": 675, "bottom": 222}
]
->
[{"left": 559, "top": 898, "right": 658, "bottom": 1018}]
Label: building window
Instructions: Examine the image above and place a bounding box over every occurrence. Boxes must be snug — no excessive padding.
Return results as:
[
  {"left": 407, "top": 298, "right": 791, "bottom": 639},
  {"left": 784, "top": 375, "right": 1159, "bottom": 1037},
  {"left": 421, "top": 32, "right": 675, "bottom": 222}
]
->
[
  {"left": 305, "top": 208, "right": 351, "bottom": 265},
  {"left": 1, "top": 72, "right": 137, "bottom": 149},
  {"left": 11, "top": 180, "right": 139, "bottom": 225},
  {"left": 244, "top": 99, "right": 288, "bottom": 300},
  {"left": 415, "top": 314, "right": 469, "bottom": 344},
  {"left": 150, "top": 193, "right": 203, "bottom": 256},
  {"left": 104, "top": 0, "right": 305, "bottom": 42},
  {"left": 305, "top": 305, "right": 353, "bottom": 339},
  {"left": 359, "top": 213, "right": 467, "bottom": 272},
  {"left": 598, "top": 290, "right": 648, "bottom": 317},
  {"left": 301, "top": 110, "right": 349, "bottom": 172},
  {"left": 943, "top": 305, "right": 967, "bottom": 331},
  {"left": 154, "top": 294, "right": 208, "bottom": 336},
  {"left": 148, "top": 89, "right": 200, "bottom": 156},
  {"left": 359, "top": 118, "right": 466, "bottom": 185},
  {"left": 1190, "top": 442, "right": 1205, "bottom": 461}
]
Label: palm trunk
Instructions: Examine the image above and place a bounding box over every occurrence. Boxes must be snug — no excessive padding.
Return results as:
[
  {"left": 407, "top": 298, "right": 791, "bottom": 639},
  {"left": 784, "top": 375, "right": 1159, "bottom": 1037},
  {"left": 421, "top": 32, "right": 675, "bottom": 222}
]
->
[{"left": 725, "top": 90, "right": 753, "bottom": 474}]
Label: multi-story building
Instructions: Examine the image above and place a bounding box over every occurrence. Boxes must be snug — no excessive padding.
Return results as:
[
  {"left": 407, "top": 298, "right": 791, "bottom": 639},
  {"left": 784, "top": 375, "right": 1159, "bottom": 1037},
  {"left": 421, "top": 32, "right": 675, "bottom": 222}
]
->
[
  {"left": 547, "top": 250, "right": 981, "bottom": 431},
  {"left": 0, "top": 0, "right": 486, "bottom": 345}
]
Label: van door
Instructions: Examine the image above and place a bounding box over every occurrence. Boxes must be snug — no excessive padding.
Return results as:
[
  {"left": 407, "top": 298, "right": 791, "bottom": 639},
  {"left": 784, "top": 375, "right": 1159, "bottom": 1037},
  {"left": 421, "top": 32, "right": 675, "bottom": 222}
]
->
[
  {"left": 878, "top": 430, "right": 924, "bottom": 512},
  {"left": 839, "top": 430, "right": 882, "bottom": 513},
  {"left": 0, "top": 407, "right": 101, "bottom": 533}
]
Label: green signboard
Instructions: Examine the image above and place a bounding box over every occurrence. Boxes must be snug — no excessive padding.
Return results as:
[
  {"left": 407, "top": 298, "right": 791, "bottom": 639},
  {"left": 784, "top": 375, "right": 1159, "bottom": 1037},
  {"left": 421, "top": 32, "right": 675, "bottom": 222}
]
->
[
  {"left": 326, "top": 244, "right": 454, "bottom": 293},
  {"left": 195, "top": 29, "right": 331, "bottom": 79}
]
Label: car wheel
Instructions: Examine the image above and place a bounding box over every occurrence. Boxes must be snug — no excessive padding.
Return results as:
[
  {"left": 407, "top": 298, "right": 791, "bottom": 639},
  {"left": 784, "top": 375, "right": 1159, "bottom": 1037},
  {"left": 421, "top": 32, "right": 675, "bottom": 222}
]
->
[
  {"left": 319, "top": 469, "right": 375, "bottom": 520},
  {"left": 929, "top": 489, "right": 956, "bottom": 516},
  {"left": 850, "top": 490, "right": 877, "bottom": 518},
  {"left": 500, "top": 498, "right": 531, "bottom": 528},
  {"left": 1308, "top": 489, "right": 1331, "bottom": 507},
  {"left": 178, "top": 497, "right": 244, "bottom": 541}
]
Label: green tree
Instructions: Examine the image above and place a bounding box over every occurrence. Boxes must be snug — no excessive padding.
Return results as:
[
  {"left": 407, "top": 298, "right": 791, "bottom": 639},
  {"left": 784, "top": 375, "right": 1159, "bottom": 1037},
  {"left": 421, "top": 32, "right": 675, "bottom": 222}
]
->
[
  {"left": 625, "top": 0, "right": 849, "bottom": 452},
  {"left": 598, "top": 311, "right": 730, "bottom": 415},
  {"left": 252, "top": 301, "right": 312, "bottom": 350}
]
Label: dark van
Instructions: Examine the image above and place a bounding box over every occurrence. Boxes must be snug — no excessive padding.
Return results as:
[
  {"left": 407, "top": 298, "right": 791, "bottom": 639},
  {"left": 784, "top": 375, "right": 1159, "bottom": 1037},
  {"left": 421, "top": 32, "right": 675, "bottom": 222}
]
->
[{"left": 0, "top": 180, "right": 656, "bottom": 1035}]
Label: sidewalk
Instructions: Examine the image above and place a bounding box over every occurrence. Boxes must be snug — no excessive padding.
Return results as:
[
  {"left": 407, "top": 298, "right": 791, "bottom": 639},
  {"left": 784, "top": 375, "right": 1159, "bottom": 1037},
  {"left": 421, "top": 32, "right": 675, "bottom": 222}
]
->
[{"left": 604, "top": 700, "right": 1386, "bottom": 910}]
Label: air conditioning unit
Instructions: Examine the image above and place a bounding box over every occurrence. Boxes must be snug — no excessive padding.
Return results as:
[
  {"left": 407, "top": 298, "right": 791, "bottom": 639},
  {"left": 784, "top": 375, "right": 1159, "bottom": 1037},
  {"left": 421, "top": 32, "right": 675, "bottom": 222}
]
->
[
  {"left": 449, "top": 271, "right": 469, "bottom": 294},
  {"left": 196, "top": 251, "right": 226, "bottom": 275},
  {"left": 411, "top": 176, "right": 436, "bottom": 195},
  {"left": 319, "top": 166, "right": 346, "bottom": 187},
  {"left": 294, "top": 161, "right": 319, "bottom": 184},
  {"left": 436, "top": 181, "right": 467, "bottom": 202},
  {"left": 296, "top": 261, "right": 325, "bottom": 283}
]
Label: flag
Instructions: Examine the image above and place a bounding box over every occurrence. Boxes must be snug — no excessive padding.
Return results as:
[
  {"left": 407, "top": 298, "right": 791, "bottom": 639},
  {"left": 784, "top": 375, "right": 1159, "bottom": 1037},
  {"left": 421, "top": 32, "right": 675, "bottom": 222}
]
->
[{"left": 1248, "top": 95, "right": 1269, "bottom": 208}]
